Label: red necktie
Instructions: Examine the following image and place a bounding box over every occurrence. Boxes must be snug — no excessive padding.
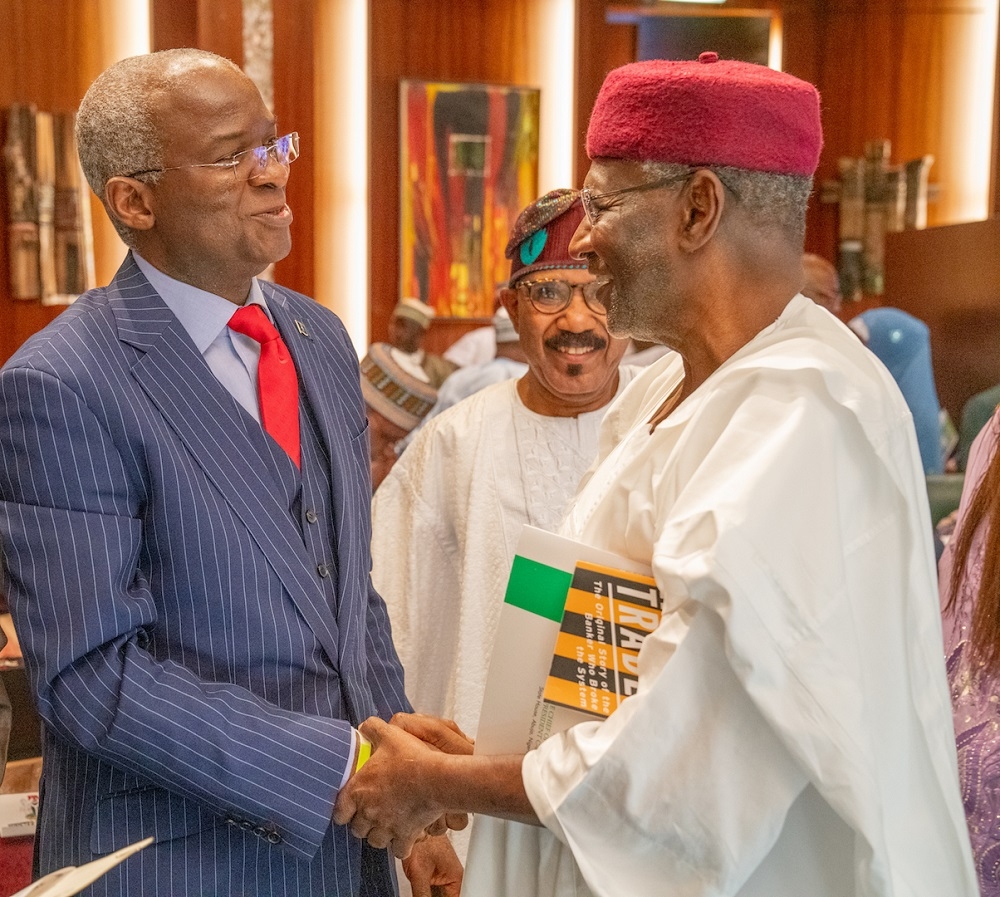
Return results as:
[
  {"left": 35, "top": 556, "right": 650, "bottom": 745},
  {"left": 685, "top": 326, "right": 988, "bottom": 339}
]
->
[{"left": 229, "top": 304, "right": 301, "bottom": 467}]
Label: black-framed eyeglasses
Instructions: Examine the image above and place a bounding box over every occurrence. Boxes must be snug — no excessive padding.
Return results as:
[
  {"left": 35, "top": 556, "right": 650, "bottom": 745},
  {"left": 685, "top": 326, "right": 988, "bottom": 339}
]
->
[
  {"left": 516, "top": 278, "right": 608, "bottom": 315},
  {"left": 125, "top": 131, "right": 300, "bottom": 181},
  {"left": 581, "top": 167, "right": 739, "bottom": 224}
]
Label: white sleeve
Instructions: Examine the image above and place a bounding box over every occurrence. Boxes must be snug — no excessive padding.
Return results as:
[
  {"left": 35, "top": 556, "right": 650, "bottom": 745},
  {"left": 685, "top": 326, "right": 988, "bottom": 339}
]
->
[
  {"left": 523, "top": 602, "right": 808, "bottom": 896},
  {"left": 370, "top": 433, "right": 463, "bottom": 717}
]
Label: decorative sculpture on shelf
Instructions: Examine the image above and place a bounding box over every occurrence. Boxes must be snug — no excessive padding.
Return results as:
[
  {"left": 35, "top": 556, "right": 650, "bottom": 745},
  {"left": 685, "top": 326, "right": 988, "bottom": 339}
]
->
[
  {"left": 4, "top": 103, "right": 41, "bottom": 300},
  {"left": 824, "top": 139, "right": 934, "bottom": 302},
  {"left": 4, "top": 104, "right": 95, "bottom": 304}
]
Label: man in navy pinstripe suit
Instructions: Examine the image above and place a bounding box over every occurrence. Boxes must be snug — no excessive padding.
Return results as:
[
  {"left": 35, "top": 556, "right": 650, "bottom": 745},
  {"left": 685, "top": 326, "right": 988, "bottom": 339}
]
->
[{"left": 0, "top": 49, "right": 459, "bottom": 896}]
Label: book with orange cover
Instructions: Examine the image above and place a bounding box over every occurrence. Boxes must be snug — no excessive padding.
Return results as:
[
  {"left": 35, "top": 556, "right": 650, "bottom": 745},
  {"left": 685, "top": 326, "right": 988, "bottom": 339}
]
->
[
  {"left": 542, "top": 561, "right": 662, "bottom": 717},
  {"left": 475, "top": 526, "right": 654, "bottom": 756}
]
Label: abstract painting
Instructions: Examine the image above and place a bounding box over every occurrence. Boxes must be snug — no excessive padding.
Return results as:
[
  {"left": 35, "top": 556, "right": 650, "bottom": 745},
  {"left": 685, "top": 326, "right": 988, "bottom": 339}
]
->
[{"left": 400, "top": 80, "right": 539, "bottom": 319}]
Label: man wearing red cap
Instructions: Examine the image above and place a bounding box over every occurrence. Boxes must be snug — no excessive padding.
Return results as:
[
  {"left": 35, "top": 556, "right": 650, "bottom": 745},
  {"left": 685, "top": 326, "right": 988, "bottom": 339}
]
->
[
  {"left": 337, "top": 55, "right": 976, "bottom": 897},
  {"left": 369, "top": 189, "right": 631, "bottom": 886}
]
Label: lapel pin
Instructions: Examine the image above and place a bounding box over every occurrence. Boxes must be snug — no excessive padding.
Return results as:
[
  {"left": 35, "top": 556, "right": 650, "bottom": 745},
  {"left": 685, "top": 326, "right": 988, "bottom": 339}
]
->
[{"left": 295, "top": 320, "right": 310, "bottom": 337}]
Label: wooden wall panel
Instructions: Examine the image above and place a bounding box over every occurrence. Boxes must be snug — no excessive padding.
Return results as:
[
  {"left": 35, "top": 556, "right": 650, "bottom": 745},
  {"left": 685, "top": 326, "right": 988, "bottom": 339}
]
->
[
  {"left": 575, "top": 0, "right": 636, "bottom": 191},
  {"left": 152, "top": 0, "right": 199, "bottom": 51},
  {"left": 810, "top": 0, "right": 997, "bottom": 262},
  {"left": 152, "top": 0, "right": 242, "bottom": 62},
  {"left": 368, "top": 0, "right": 552, "bottom": 352},
  {"left": 272, "top": 0, "right": 314, "bottom": 297},
  {"left": 885, "top": 220, "right": 1000, "bottom": 422},
  {"left": 198, "top": 2, "right": 244, "bottom": 64}
]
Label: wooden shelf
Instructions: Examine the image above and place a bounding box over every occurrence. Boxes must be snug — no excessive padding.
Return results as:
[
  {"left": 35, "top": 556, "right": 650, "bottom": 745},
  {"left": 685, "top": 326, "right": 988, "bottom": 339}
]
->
[{"left": 606, "top": 3, "right": 777, "bottom": 23}]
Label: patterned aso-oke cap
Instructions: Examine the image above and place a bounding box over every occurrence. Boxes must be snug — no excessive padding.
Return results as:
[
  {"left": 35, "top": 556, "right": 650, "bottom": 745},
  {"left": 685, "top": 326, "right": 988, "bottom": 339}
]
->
[
  {"left": 360, "top": 343, "right": 437, "bottom": 432},
  {"left": 505, "top": 189, "right": 587, "bottom": 287}
]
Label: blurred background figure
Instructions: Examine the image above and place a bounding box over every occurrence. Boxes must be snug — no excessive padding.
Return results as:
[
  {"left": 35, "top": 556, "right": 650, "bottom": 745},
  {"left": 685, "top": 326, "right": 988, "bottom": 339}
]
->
[
  {"left": 387, "top": 297, "right": 457, "bottom": 387},
  {"left": 443, "top": 283, "right": 508, "bottom": 369},
  {"left": 957, "top": 382, "right": 1000, "bottom": 471},
  {"left": 801, "top": 252, "right": 843, "bottom": 315},
  {"left": 360, "top": 342, "right": 437, "bottom": 490},
  {"left": 849, "top": 307, "right": 945, "bottom": 474},
  {"left": 940, "top": 410, "right": 1000, "bottom": 896}
]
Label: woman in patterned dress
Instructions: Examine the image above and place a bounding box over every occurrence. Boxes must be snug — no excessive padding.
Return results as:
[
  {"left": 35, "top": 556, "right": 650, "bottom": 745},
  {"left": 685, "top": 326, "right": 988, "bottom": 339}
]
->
[{"left": 942, "top": 407, "right": 1000, "bottom": 895}]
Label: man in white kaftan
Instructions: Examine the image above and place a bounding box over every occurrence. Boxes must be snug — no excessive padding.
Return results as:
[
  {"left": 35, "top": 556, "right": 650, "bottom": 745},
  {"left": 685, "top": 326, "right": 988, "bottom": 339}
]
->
[
  {"left": 372, "top": 376, "right": 631, "bottom": 737},
  {"left": 371, "top": 189, "right": 632, "bottom": 883},
  {"left": 336, "top": 56, "right": 976, "bottom": 897},
  {"left": 502, "top": 296, "right": 970, "bottom": 896}
]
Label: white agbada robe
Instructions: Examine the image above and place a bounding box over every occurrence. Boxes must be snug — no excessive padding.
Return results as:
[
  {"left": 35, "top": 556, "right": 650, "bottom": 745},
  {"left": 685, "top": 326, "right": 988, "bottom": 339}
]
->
[
  {"left": 470, "top": 295, "right": 974, "bottom": 897},
  {"left": 371, "top": 370, "right": 635, "bottom": 874}
]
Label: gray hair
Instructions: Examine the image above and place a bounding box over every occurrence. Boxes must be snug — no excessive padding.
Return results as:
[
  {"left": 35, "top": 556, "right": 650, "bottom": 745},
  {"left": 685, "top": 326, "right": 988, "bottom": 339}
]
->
[
  {"left": 640, "top": 160, "right": 812, "bottom": 244},
  {"left": 75, "top": 49, "right": 241, "bottom": 246}
]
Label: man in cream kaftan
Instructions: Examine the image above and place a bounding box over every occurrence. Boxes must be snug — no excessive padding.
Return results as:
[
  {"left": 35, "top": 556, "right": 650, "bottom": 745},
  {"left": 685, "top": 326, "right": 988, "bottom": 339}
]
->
[
  {"left": 371, "top": 190, "right": 632, "bottom": 884},
  {"left": 372, "top": 373, "right": 633, "bottom": 737}
]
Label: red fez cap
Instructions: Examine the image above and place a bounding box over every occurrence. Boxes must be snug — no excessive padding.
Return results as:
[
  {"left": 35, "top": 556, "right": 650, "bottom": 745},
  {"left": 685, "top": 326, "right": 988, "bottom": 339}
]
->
[
  {"left": 587, "top": 52, "right": 822, "bottom": 177},
  {"left": 505, "top": 189, "right": 587, "bottom": 286}
]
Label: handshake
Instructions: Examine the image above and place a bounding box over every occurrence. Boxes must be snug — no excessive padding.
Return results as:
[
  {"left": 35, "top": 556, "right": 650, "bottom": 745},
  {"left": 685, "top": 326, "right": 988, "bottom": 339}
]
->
[{"left": 333, "top": 712, "right": 477, "bottom": 860}]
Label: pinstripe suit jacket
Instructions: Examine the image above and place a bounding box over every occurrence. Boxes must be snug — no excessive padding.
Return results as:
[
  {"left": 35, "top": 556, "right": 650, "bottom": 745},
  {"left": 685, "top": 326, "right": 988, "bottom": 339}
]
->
[{"left": 0, "top": 255, "right": 410, "bottom": 896}]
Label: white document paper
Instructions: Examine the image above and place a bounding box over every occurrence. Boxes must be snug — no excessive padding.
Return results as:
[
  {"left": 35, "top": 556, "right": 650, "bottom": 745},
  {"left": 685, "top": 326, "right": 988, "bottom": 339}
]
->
[{"left": 9, "top": 836, "right": 153, "bottom": 897}]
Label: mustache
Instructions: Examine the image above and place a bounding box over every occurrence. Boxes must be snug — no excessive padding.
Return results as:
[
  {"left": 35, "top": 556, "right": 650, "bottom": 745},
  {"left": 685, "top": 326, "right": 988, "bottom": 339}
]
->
[{"left": 545, "top": 330, "right": 608, "bottom": 352}]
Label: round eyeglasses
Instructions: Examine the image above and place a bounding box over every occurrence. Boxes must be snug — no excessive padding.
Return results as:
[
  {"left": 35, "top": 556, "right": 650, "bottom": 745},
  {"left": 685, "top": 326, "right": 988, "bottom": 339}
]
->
[
  {"left": 125, "top": 132, "right": 300, "bottom": 181},
  {"left": 516, "top": 278, "right": 608, "bottom": 315}
]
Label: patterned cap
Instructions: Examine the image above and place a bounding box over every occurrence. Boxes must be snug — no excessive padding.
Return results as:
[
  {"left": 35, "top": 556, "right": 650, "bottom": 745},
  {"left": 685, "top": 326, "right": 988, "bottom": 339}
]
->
[
  {"left": 505, "top": 189, "right": 587, "bottom": 286},
  {"left": 360, "top": 342, "right": 438, "bottom": 431},
  {"left": 392, "top": 297, "right": 435, "bottom": 330},
  {"left": 587, "top": 52, "right": 822, "bottom": 177}
]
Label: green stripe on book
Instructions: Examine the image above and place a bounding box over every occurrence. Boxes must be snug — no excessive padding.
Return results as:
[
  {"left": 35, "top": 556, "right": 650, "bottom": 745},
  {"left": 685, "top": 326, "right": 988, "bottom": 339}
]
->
[{"left": 504, "top": 555, "right": 572, "bottom": 622}]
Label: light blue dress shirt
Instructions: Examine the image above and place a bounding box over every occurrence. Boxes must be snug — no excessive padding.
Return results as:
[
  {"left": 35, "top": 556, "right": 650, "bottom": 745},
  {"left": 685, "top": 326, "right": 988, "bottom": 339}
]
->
[{"left": 133, "top": 252, "right": 269, "bottom": 423}]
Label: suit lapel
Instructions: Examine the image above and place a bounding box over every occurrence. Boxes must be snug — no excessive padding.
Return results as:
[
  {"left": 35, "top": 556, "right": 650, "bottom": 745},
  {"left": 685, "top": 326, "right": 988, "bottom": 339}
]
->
[{"left": 108, "top": 257, "right": 342, "bottom": 666}]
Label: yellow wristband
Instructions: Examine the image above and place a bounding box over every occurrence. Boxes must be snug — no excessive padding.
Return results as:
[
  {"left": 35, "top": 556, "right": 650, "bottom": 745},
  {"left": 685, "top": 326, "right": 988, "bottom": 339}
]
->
[{"left": 355, "top": 734, "right": 372, "bottom": 774}]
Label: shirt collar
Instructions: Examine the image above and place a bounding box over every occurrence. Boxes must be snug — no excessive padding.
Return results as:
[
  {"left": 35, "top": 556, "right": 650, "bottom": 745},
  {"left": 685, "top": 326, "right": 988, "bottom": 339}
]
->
[{"left": 132, "top": 252, "right": 270, "bottom": 355}]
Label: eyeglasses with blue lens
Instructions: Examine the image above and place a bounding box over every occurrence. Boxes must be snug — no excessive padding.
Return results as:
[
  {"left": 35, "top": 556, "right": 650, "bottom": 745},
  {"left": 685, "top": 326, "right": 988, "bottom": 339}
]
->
[{"left": 125, "top": 132, "right": 300, "bottom": 181}]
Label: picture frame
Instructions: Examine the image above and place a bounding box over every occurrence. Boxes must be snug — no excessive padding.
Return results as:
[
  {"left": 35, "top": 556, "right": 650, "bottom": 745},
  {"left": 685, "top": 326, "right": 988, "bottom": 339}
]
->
[{"left": 399, "top": 80, "right": 540, "bottom": 319}]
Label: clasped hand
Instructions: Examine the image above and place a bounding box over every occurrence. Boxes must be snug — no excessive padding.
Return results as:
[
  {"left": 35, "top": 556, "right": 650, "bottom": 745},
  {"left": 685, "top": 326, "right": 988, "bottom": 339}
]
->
[{"left": 333, "top": 713, "right": 474, "bottom": 858}]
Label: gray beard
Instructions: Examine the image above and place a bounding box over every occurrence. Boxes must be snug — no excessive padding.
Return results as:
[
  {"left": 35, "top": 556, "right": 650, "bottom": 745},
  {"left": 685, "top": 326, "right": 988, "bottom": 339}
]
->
[
  {"left": 606, "top": 281, "right": 648, "bottom": 340},
  {"left": 606, "top": 252, "right": 674, "bottom": 342}
]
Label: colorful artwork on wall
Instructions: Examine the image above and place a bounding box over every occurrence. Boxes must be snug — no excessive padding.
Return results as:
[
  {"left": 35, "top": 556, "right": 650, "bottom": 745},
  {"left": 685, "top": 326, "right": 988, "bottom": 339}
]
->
[{"left": 399, "top": 80, "right": 539, "bottom": 319}]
